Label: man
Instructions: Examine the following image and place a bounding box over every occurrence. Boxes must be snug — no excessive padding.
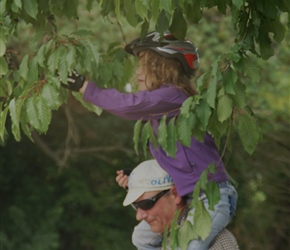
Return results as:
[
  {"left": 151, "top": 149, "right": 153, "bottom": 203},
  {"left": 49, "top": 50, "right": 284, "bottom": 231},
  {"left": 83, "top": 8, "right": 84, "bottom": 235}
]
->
[{"left": 119, "top": 159, "right": 239, "bottom": 250}]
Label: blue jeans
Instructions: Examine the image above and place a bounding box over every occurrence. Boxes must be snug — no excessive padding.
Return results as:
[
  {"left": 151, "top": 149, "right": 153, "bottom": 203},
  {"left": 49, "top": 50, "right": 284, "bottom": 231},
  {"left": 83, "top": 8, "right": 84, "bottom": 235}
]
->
[{"left": 132, "top": 182, "right": 238, "bottom": 250}]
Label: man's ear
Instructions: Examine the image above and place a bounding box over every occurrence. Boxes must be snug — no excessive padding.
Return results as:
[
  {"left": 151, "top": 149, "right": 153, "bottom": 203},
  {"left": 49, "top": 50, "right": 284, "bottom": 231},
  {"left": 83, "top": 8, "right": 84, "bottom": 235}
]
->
[{"left": 170, "top": 187, "right": 183, "bottom": 205}]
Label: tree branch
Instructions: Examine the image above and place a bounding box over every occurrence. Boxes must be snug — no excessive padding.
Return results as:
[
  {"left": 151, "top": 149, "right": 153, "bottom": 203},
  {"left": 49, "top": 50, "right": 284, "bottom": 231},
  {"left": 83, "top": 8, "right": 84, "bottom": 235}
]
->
[{"left": 31, "top": 131, "right": 62, "bottom": 165}]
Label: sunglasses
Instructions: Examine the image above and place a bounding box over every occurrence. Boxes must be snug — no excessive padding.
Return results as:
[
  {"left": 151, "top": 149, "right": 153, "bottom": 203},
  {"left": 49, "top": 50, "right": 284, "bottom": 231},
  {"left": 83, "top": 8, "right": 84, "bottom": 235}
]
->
[{"left": 132, "top": 189, "right": 170, "bottom": 211}]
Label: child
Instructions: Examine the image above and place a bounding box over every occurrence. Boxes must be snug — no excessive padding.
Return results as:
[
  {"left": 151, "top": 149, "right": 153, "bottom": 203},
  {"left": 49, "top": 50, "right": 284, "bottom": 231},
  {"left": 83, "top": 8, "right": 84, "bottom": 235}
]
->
[{"left": 63, "top": 31, "right": 237, "bottom": 249}]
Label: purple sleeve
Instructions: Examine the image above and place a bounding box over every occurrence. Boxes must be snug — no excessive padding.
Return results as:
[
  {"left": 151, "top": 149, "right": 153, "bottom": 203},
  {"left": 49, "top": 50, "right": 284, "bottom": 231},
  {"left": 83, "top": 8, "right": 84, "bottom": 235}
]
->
[{"left": 83, "top": 82, "right": 186, "bottom": 120}]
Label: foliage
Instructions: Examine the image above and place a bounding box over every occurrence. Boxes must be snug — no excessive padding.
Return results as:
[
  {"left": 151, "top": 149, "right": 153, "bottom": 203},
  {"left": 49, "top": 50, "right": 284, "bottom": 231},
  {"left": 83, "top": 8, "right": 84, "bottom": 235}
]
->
[
  {"left": 1, "top": 0, "right": 289, "bottom": 249},
  {"left": 1, "top": 0, "right": 289, "bottom": 149},
  {"left": 0, "top": 115, "right": 138, "bottom": 250}
]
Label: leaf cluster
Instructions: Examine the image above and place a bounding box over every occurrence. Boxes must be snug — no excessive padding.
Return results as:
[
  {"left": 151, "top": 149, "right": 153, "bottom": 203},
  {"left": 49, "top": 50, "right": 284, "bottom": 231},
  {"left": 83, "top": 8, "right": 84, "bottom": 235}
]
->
[
  {"left": 133, "top": 55, "right": 261, "bottom": 158},
  {"left": 0, "top": 1, "right": 289, "bottom": 248},
  {"left": 165, "top": 163, "right": 221, "bottom": 249}
]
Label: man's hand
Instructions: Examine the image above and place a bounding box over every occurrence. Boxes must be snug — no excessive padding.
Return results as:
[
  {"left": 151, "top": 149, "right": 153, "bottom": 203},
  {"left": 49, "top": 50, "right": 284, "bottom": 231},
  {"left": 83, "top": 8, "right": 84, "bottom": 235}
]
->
[
  {"left": 61, "top": 70, "right": 86, "bottom": 92},
  {"left": 116, "top": 170, "right": 131, "bottom": 189}
]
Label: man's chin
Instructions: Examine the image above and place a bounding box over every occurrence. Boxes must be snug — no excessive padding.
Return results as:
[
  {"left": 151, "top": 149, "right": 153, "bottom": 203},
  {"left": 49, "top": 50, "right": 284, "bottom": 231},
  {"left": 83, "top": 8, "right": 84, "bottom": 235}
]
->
[{"left": 149, "top": 223, "right": 164, "bottom": 234}]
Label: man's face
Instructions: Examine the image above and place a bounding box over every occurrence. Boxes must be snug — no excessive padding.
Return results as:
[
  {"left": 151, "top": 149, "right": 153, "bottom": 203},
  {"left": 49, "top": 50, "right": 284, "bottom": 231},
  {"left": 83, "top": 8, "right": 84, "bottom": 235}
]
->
[{"left": 134, "top": 189, "right": 180, "bottom": 233}]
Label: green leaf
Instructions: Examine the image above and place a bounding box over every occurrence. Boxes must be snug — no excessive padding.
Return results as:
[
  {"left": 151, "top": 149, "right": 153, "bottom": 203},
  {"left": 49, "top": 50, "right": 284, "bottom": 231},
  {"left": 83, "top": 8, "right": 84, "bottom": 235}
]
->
[
  {"left": 196, "top": 97, "right": 212, "bottom": 131},
  {"left": 196, "top": 72, "right": 209, "bottom": 94},
  {"left": 260, "top": 41, "right": 274, "bottom": 60},
  {"left": 9, "top": 98, "right": 24, "bottom": 141},
  {"left": 0, "top": 57, "right": 8, "bottom": 76},
  {"left": 207, "top": 113, "right": 227, "bottom": 147},
  {"left": 207, "top": 163, "right": 216, "bottom": 174},
  {"left": 19, "top": 55, "right": 29, "bottom": 80},
  {"left": 223, "top": 67, "right": 237, "bottom": 95},
  {"left": 217, "top": 0, "right": 227, "bottom": 14},
  {"left": 85, "top": 40, "right": 100, "bottom": 66},
  {"left": 155, "top": 10, "right": 170, "bottom": 35},
  {"left": 176, "top": 114, "right": 191, "bottom": 147},
  {"left": 158, "top": 115, "right": 168, "bottom": 152},
  {"left": 217, "top": 94, "right": 233, "bottom": 123},
  {"left": 268, "top": 19, "right": 285, "bottom": 43},
  {"left": 185, "top": 1, "right": 202, "bottom": 24},
  {"left": 0, "top": 39, "right": 6, "bottom": 57},
  {"left": 206, "top": 78, "right": 217, "bottom": 109},
  {"left": 11, "top": 120, "right": 21, "bottom": 141},
  {"left": 0, "top": 79, "right": 12, "bottom": 97},
  {"left": 233, "top": 80, "right": 247, "bottom": 108},
  {"left": 232, "top": 0, "right": 244, "bottom": 9},
  {"left": 63, "top": 0, "right": 78, "bottom": 18},
  {"left": 98, "top": 63, "right": 112, "bottom": 84},
  {"left": 162, "top": 224, "right": 169, "bottom": 250},
  {"left": 133, "top": 119, "right": 142, "bottom": 155},
  {"left": 135, "top": 0, "right": 148, "bottom": 19},
  {"left": 188, "top": 112, "right": 196, "bottom": 131},
  {"left": 238, "top": 113, "right": 260, "bottom": 154},
  {"left": 160, "top": 0, "right": 172, "bottom": 13},
  {"left": 179, "top": 220, "right": 197, "bottom": 250},
  {"left": 0, "top": 0, "right": 7, "bottom": 17},
  {"left": 14, "top": 0, "right": 23, "bottom": 9},
  {"left": 25, "top": 96, "right": 51, "bottom": 133},
  {"left": 148, "top": 122, "right": 158, "bottom": 149},
  {"left": 72, "top": 92, "right": 102, "bottom": 116},
  {"left": 170, "top": 212, "right": 180, "bottom": 250},
  {"left": 141, "top": 122, "right": 150, "bottom": 157},
  {"left": 66, "top": 46, "right": 76, "bottom": 70},
  {"left": 37, "top": 43, "right": 46, "bottom": 68},
  {"left": 114, "top": 0, "right": 122, "bottom": 25},
  {"left": 151, "top": 0, "right": 160, "bottom": 22},
  {"left": 227, "top": 51, "right": 241, "bottom": 63},
  {"left": 0, "top": 105, "right": 9, "bottom": 142},
  {"left": 28, "top": 56, "right": 38, "bottom": 83},
  {"left": 204, "top": 182, "right": 220, "bottom": 211},
  {"left": 47, "top": 47, "right": 60, "bottom": 73},
  {"left": 11, "top": 2, "right": 19, "bottom": 13},
  {"left": 58, "top": 47, "right": 68, "bottom": 84},
  {"left": 180, "top": 96, "right": 194, "bottom": 116},
  {"left": 124, "top": 0, "right": 138, "bottom": 26},
  {"left": 236, "top": 57, "right": 260, "bottom": 83},
  {"left": 20, "top": 122, "right": 33, "bottom": 142},
  {"left": 111, "top": 60, "right": 124, "bottom": 78},
  {"left": 140, "top": 20, "right": 150, "bottom": 39},
  {"left": 26, "top": 97, "right": 42, "bottom": 131},
  {"left": 44, "top": 39, "right": 54, "bottom": 55},
  {"left": 23, "top": 0, "right": 38, "bottom": 19},
  {"left": 193, "top": 201, "right": 212, "bottom": 240},
  {"left": 47, "top": 75, "right": 61, "bottom": 88},
  {"left": 192, "top": 181, "right": 201, "bottom": 207},
  {"left": 199, "top": 169, "right": 208, "bottom": 190},
  {"left": 166, "top": 117, "right": 177, "bottom": 158},
  {"left": 36, "top": 96, "right": 51, "bottom": 132},
  {"left": 41, "top": 84, "right": 61, "bottom": 110},
  {"left": 9, "top": 99, "right": 19, "bottom": 129},
  {"left": 170, "top": 9, "right": 187, "bottom": 40}
]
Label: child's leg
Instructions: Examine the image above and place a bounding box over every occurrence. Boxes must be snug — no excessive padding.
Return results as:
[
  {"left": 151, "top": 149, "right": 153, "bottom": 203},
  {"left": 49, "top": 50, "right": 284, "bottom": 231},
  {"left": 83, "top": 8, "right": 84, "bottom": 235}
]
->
[
  {"left": 186, "top": 182, "right": 238, "bottom": 250},
  {"left": 132, "top": 220, "right": 163, "bottom": 250}
]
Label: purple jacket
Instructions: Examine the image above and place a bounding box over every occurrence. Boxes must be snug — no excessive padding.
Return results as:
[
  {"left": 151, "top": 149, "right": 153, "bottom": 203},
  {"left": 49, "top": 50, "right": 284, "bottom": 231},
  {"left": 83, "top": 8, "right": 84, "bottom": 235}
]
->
[{"left": 83, "top": 82, "right": 229, "bottom": 196}]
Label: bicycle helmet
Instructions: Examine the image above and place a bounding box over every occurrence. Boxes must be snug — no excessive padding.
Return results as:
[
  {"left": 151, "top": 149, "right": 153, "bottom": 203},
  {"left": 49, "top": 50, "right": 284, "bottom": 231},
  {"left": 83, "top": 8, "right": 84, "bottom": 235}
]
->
[{"left": 125, "top": 31, "right": 199, "bottom": 76}]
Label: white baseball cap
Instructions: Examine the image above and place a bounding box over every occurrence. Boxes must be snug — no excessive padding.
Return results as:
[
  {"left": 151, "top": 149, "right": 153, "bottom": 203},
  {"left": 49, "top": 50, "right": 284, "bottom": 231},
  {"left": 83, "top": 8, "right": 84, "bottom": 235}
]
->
[{"left": 123, "top": 159, "right": 174, "bottom": 206}]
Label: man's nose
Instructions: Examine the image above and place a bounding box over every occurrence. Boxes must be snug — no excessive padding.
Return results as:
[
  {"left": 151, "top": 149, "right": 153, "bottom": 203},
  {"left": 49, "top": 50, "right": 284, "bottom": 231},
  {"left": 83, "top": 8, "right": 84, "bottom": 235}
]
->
[{"left": 136, "top": 208, "right": 147, "bottom": 221}]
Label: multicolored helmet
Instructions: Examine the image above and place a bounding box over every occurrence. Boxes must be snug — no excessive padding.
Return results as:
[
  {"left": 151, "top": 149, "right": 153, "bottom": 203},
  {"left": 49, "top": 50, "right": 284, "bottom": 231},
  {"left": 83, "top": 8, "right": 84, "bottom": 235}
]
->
[{"left": 125, "top": 31, "right": 199, "bottom": 76}]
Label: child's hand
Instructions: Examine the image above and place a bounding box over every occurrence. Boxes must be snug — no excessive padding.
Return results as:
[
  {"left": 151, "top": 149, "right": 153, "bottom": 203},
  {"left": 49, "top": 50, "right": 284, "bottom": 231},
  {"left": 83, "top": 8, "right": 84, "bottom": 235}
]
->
[{"left": 116, "top": 170, "right": 129, "bottom": 189}]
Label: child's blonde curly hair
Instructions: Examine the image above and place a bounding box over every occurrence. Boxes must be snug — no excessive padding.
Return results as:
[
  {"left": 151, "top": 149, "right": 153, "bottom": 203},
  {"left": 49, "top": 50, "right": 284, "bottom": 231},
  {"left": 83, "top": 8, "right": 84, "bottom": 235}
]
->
[{"left": 139, "top": 50, "right": 197, "bottom": 96}]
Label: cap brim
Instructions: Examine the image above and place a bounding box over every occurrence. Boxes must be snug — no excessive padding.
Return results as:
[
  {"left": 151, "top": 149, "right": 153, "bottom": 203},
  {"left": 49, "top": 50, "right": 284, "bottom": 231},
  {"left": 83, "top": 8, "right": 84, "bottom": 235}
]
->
[{"left": 123, "top": 189, "right": 145, "bottom": 206}]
